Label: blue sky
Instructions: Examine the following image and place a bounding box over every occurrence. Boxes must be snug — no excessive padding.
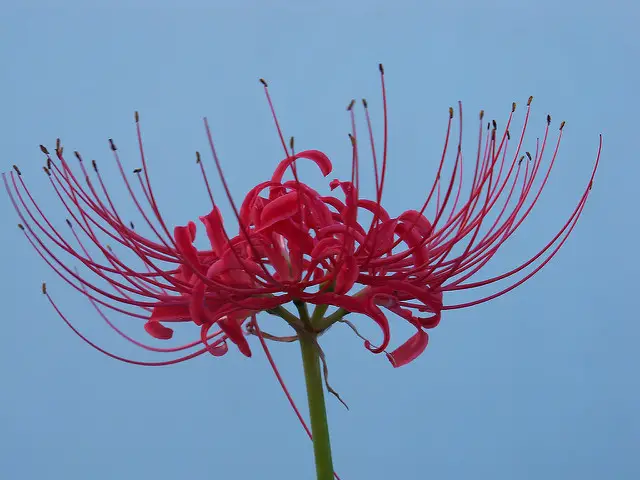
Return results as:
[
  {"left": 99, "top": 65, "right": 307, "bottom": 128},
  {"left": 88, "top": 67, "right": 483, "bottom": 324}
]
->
[{"left": 1, "top": 2, "right": 638, "bottom": 479}]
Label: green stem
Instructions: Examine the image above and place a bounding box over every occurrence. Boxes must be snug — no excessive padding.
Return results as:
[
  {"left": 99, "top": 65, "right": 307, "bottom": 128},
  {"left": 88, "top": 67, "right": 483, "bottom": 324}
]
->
[
  {"left": 299, "top": 332, "right": 334, "bottom": 480},
  {"left": 266, "top": 305, "right": 302, "bottom": 326},
  {"left": 318, "top": 308, "right": 350, "bottom": 328}
]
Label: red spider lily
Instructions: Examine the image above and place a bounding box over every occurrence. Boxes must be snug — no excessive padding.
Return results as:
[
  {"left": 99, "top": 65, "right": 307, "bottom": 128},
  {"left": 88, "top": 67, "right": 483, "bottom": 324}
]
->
[{"left": 4, "top": 65, "right": 600, "bottom": 377}]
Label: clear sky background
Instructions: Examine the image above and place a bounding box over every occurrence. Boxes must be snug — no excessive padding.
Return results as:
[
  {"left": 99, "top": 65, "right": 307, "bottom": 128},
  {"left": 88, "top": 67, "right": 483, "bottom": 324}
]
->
[{"left": 1, "top": 2, "right": 638, "bottom": 479}]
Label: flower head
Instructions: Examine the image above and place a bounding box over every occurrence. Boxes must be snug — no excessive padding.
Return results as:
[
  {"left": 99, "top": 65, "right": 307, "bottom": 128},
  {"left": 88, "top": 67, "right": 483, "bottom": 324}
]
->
[{"left": 5, "top": 66, "right": 600, "bottom": 371}]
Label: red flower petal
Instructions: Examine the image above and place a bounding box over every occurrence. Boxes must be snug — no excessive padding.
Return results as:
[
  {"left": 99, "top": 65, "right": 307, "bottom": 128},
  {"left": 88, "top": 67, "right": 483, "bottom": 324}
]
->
[
  {"left": 398, "top": 210, "right": 432, "bottom": 235},
  {"left": 199, "top": 207, "right": 229, "bottom": 255},
  {"left": 150, "top": 304, "right": 192, "bottom": 322},
  {"left": 188, "top": 281, "right": 206, "bottom": 326},
  {"left": 386, "top": 329, "right": 429, "bottom": 368},
  {"left": 174, "top": 222, "right": 203, "bottom": 276},
  {"left": 144, "top": 320, "right": 174, "bottom": 340},
  {"left": 271, "top": 150, "right": 332, "bottom": 185},
  {"left": 259, "top": 192, "right": 300, "bottom": 229},
  {"left": 335, "top": 255, "right": 359, "bottom": 294},
  {"left": 218, "top": 315, "right": 252, "bottom": 357},
  {"left": 272, "top": 221, "right": 314, "bottom": 254}
]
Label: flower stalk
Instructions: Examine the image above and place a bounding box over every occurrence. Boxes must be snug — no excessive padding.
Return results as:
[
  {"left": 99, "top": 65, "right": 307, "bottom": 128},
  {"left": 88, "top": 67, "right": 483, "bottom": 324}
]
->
[{"left": 299, "top": 329, "right": 335, "bottom": 480}]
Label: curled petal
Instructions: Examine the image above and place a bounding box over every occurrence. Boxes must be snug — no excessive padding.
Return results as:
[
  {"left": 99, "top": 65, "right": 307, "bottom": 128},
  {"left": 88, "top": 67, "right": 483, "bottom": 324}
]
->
[
  {"left": 394, "top": 222, "right": 429, "bottom": 269},
  {"left": 321, "top": 196, "right": 345, "bottom": 214},
  {"left": 189, "top": 281, "right": 206, "bottom": 326},
  {"left": 335, "top": 255, "right": 359, "bottom": 294},
  {"left": 386, "top": 329, "right": 429, "bottom": 368},
  {"left": 304, "top": 292, "right": 390, "bottom": 354},
  {"left": 206, "top": 250, "right": 264, "bottom": 280},
  {"left": 150, "top": 304, "right": 191, "bottom": 322},
  {"left": 272, "top": 220, "right": 314, "bottom": 254},
  {"left": 199, "top": 207, "right": 228, "bottom": 255},
  {"left": 271, "top": 150, "right": 332, "bottom": 185},
  {"left": 239, "top": 181, "right": 276, "bottom": 224},
  {"left": 200, "top": 323, "right": 230, "bottom": 357},
  {"left": 358, "top": 199, "right": 391, "bottom": 222},
  {"left": 174, "top": 222, "right": 203, "bottom": 275},
  {"left": 218, "top": 314, "right": 252, "bottom": 357},
  {"left": 398, "top": 210, "right": 432, "bottom": 236},
  {"left": 144, "top": 320, "right": 174, "bottom": 340},
  {"left": 259, "top": 192, "right": 300, "bottom": 229},
  {"left": 363, "top": 219, "right": 398, "bottom": 256}
]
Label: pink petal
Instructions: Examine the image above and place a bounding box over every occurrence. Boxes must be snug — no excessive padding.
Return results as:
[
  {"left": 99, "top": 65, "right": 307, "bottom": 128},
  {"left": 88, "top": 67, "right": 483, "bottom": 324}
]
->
[
  {"left": 271, "top": 150, "right": 332, "bottom": 185},
  {"left": 259, "top": 192, "right": 299, "bottom": 229},
  {"left": 321, "top": 196, "right": 345, "bottom": 213},
  {"left": 386, "top": 329, "right": 429, "bottom": 368},
  {"left": 239, "top": 181, "right": 273, "bottom": 224},
  {"left": 199, "top": 207, "right": 228, "bottom": 255},
  {"left": 188, "top": 281, "right": 206, "bottom": 326},
  {"left": 208, "top": 340, "right": 229, "bottom": 357},
  {"left": 272, "top": 221, "right": 314, "bottom": 253},
  {"left": 358, "top": 199, "right": 391, "bottom": 222},
  {"left": 398, "top": 210, "right": 432, "bottom": 235},
  {"left": 310, "top": 237, "right": 343, "bottom": 258},
  {"left": 150, "top": 304, "right": 192, "bottom": 322},
  {"left": 364, "top": 219, "right": 398, "bottom": 256},
  {"left": 335, "top": 255, "right": 359, "bottom": 294},
  {"left": 174, "top": 222, "right": 203, "bottom": 275},
  {"left": 219, "top": 315, "right": 252, "bottom": 357},
  {"left": 288, "top": 244, "right": 304, "bottom": 281},
  {"left": 304, "top": 292, "right": 391, "bottom": 354},
  {"left": 206, "top": 250, "right": 264, "bottom": 280},
  {"left": 144, "top": 320, "right": 174, "bottom": 340},
  {"left": 394, "top": 222, "right": 429, "bottom": 268},
  {"left": 200, "top": 324, "right": 231, "bottom": 357}
]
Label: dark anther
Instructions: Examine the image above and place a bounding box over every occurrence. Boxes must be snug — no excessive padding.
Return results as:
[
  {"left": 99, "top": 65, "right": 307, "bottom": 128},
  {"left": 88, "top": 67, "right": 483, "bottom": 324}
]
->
[
  {"left": 109, "top": 139, "right": 117, "bottom": 151},
  {"left": 347, "top": 99, "right": 355, "bottom": 111},
  {"left": 362, "top": 98, "right": 368, "bottom": 108},
  {"left": 135, "top": 111, "right": 139, "bottom": 122},
  {"left": 547, "top": 114, "right": 551, "bottom": 125},
  {"left": 560, "top": 121, "right": 566, "bottom": 131},
  {"left": 512, "top": 102, "right": 516, "bottom": 112},
  {"left": 526, "top": 152, "right": 532, "bottom": 161},
  {"left": 479, "top": 110, "right": 485, "bottom": 120},
  {"left": 196, "top": 151, "right": 201, "bottom": 164},
  {"left": 492, "top": 119, "right": 497, "bottom": 130},
  {"left": 92, "top": 160, "right": 98, "bottom": 172},
  {"left": 527, "top": 96, "right": 533, "bottom": 106},
  {"left": 66, "top": 219, "right": 72, "bottom": 228},
  {"left": 129, "top": 221, "right": 135, "bottom": 229},
  {"left": 449, "top": 107, "right": 454, "bottom": 119},
  {"left": 289, "top": 136, "right": 295, "bottom": 150},
  {"left": 12, "top": 165, "right": 21, "bottom": 175},
  {"left": 378, "top": 63, "right": 385, "bottom": 74},
  {"left": 40, "top": 145, "right": 49, "bottom": 154},
  {"left": 133, "top": 168, "right": 142, "bottom": 174},
  {"left": 18, "top": 224, "right": 25, "bottom": 230},
  {"left": 74, "top": 151, "right": 82, "bottom": 161},
  {"left": 42, "top": 283, "right": 47, "bottom": 294},
  {"left": 259, "top": 78, "right": 268, "bottom": 87}
]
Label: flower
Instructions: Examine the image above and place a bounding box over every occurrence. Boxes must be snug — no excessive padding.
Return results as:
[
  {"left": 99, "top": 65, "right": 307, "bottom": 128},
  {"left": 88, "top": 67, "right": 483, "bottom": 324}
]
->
[{"left": 4, "top": 65, "right": 601, "bottom": 371}]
